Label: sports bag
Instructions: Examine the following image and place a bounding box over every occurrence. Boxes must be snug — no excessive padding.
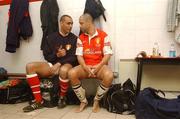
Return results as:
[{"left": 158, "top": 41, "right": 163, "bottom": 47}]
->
[
  {"left": 135, "top": 87, "right": 180, "bottom": 119},
  {"left": 102, "top": 78, "right": 136, "bottom": 114},
  {"left": 0, "top": 67, "right": 8, "bottom": 81},
  {"left": 0, "top": 78, "right": 31, "bottom": 104},
  {"left": 40, "top": 76, "right": 59, "bottom": 108}
]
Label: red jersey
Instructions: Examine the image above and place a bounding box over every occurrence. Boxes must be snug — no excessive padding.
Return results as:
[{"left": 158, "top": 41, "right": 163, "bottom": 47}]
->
[{"left": 76, "top": 29, "right": 112, "bottom": 65}]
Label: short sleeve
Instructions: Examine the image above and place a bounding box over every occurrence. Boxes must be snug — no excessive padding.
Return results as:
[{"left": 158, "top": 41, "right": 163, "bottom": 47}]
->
[
  {"left": 103, "top": 36, "right": 113, "bottom": 55},
  {"left": 76, "top": 38, "right": 83, "bottom": 56}
]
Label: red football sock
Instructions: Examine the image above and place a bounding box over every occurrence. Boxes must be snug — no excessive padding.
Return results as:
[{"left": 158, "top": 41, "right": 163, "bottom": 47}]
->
[
  {"left": 27, "top": 74, "right": 42, "bottom": 103},
  {"left": 59, "top": 77, "right": 69, "bottom": 98}
]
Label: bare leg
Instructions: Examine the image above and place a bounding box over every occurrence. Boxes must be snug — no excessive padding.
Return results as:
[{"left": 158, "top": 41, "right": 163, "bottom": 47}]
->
[
  {"left": 26, "top": 62, "right": 60, "bottom": 77},
  {"left": 68, "top": 65, "right": 89, "bottom": 112},
  {"left": 75, "top": 102, "right": 88, "bottom": 113},
  {"left": 92, "top": 100, "right": 100, "bottom": 113},
  {"left": 92, "top": 65, "right": 113, "bottom": 113},
  {"left": 57, "top": 64, "right": 72, "bottom": 108},
  {"left": 23, "top": 62, "right": 61, "bottom": 112}
]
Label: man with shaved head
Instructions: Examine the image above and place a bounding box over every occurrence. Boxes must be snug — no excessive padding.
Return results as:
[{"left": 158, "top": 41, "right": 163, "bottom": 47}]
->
[{"left": 68, "top": 13, "right": 113, "bottom": 113}]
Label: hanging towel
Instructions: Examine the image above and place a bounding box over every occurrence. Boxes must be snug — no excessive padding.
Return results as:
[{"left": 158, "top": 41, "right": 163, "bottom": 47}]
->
[{"left": 167, "top": 0, "right": 178, "bottom": 32}]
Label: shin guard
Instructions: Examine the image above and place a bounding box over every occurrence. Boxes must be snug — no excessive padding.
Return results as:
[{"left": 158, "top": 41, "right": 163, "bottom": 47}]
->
[
  {"left": 94, "top": 83, "right": 109, "bottom": 100},
  {"left": 72, "top": 83, "right": 87, "bottom": 103}
]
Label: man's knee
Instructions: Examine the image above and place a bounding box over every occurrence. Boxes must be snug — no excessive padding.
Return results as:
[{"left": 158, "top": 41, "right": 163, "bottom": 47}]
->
[
  {"left": 105, "top": 70, "right": 113, "bottom": 80},
  {"left": 68, "top": 68, "right": 77, "bottom": 80},
  {"left": 102, "top": 70, "right": 113, "bottom": 86},
  {"left": 26, "top": 62, "right": 36, "bottom": 73},
  {"left": 59, "top": 67, "right": 68, "bottom": 77},
  {"left": 59, "top": 64, "right": 72, "bottom": 78}
]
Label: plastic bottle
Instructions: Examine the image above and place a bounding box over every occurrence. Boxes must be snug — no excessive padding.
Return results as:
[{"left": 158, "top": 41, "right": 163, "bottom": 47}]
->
[
  {"left": 152, "top": 42, "right": 159, "bottom": 56},
  {"left": 169, "top": 43, "right": 176, "bottom": 57}
]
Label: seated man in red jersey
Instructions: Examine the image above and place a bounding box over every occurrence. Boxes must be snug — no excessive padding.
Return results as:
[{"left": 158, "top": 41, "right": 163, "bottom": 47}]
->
[
  {"left": 23, "top": 15, "right": 78, "bottom": 112},
  {"left": 68, "top": 13, "right": 113, "bottom": 113}
]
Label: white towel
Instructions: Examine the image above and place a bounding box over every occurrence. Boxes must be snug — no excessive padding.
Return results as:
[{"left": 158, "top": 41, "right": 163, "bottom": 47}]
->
[{"left": 175, "top": 24, "right": 180, "bottom": 44}]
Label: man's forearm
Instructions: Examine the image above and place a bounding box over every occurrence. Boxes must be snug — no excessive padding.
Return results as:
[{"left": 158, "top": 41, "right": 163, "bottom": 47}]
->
[
  {"left": 77, "top": 55, "right": 86, "bottom": 67},
  {"left": 98, "top": 54, "right": 111, "bottom": 67}
]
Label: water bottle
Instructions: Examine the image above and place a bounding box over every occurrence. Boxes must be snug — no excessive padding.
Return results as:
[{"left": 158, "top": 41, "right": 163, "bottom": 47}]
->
[
  {"left": 169, "top": 43, "right": 176, "bottom": 57},
  {"left": 152, "top": 42, "right": 159, "bottom": 56}
]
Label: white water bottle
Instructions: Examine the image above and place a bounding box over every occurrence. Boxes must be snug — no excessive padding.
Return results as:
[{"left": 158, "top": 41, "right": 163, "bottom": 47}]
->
[
  {"left": 152, "top": 42, "right": 159, "bottom": 56},
  {"left": 169, "top": 43, "right": 176, "bottom": 57}
]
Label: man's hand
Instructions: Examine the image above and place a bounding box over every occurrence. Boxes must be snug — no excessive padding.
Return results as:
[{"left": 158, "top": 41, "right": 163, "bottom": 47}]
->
[
  {"left": 50, "top": 62, "right": 61, "bottom": 75},
  {"left": 82, "top": 65, "right": 96, "bottom": 77},
  {"left": 56, "top": 48, "right": 66, "bottom": 57},
  {"left": 91, "top": 64, "right": 102, "bottom": 75}
]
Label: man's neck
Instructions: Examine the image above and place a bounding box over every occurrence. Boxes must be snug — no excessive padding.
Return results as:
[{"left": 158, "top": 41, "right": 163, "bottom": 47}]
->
[
  {"left": 87, "top": 26, "right": 96, "bottom": 36},
  {"left": 60, "top": 31, "right": 69, "bottom": 37}
]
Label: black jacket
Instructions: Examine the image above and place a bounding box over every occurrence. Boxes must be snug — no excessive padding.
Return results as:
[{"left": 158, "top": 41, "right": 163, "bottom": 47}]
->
[
  {"left": 40, "top": 0, "right": 59, "bottom": 50},
  {"left": 6, "top": 0, "right": 33, "bottom": 53},
  {"left": 84, "top": 0, "right": 106, "bottom": 21}
]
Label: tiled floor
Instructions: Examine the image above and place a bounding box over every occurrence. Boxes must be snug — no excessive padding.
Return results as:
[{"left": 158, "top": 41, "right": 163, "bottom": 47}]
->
[
  {"left": 0, "top": 102, "right": 135, "bottom": 119},
  {"left": 0, "top": 92, "right": 179, "bottom": 119}
]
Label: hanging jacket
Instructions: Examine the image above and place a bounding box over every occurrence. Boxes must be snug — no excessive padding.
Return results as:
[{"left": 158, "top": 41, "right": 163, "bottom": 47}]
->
[
  {"left": 40, "top": 0, "right": 59, "bottom": 50},
  {"left": 84, "top": 0, "right": 106, "bottom": 21},
  {"left": 6, "top": 0, "right": 33, "bottom": 53}
]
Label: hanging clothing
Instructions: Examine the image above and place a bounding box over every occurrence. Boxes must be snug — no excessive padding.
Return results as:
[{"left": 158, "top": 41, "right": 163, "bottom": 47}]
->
[
  {"left": 40, "top": 0, "right": 59, "bottom": 50},
  {"left": 167, "top": 0, "right": 180, "bottom": 44},
  {"left": 175, "top": 0, "right": 180, "bottom": 44},
  {"left": 84, "top": 0, "right": 106, "bottom": 21},
  {"left": 6, "top": 0, "right": 33, "bottom": 53},
  {"left": 175, "top": 24, "right": 180, "bottom": 43},
  {"left": 167, "top": 0, "right": 179, "bottom": 32}
]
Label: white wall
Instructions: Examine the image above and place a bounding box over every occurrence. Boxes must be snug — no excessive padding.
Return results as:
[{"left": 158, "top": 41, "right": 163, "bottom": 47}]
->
[
  {"left": 0, "top": 0, "right": 180, "bottom": 76},
  {"left": 0, "top": 2, "right": 44, "bottom": 73},
  {"left": 119, "top": 59, "right": 180, "bottom": 91}
]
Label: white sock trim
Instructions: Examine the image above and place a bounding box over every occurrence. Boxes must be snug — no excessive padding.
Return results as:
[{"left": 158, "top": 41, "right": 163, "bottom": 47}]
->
[
  {"left": 33, "top": 91, "right": 41, "bottom": 94},
  {"left": 31, "top": 85, "right": 40, "bottom": 88},
  {"left": 26, "top": 74, "right": 38, "bottom": 78},
  {"left": 95, "top": 84, "right": 109, "bottom": 100},
  {"left": 59, "top": 77, "right": 69, "bottom": 82},
  {"left": 72, "top": 84, "right": 87, "bottom": 103},
  {"left": 81, "top": 98, "right": 88, "bottom": 103}
]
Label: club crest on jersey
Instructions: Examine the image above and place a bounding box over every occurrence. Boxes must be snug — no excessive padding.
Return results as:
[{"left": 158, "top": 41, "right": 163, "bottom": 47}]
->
[
  {"left": 66, "top": 44, "right": 71, "bottom": 50},
  {"left": 96, "top": 38, "right": 101, "bottom": 44}
]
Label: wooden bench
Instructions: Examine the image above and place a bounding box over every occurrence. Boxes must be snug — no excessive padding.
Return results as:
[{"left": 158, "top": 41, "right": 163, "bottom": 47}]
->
[
  {"left": 0, "top": 72, "right": 118, "bottom": 97},
  {"left": 0, "top": 73, "right": 26, "bottom": 79}
]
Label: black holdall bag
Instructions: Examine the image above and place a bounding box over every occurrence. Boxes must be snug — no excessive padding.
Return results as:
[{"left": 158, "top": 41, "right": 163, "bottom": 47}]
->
[
  {"left": 40, "top": 76, "right": 59, "bottom": 108},
  {"left": 0, "top": 79, "right": 32, "bottom": 104},
  {"left": 101, "top": 78, "right": 136, "bottom": 114},
  {"left": 135, "top": 87, "right": 180, "bottom": 119},
  {"left": 101, "top": 83, "right": 121, "bottom": 112},
  {"left": 0, "top": 67, "right": 8, "bottom": 82},
  {"left": 66, "top": 87, "right": 80, "bottom": 105}
]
